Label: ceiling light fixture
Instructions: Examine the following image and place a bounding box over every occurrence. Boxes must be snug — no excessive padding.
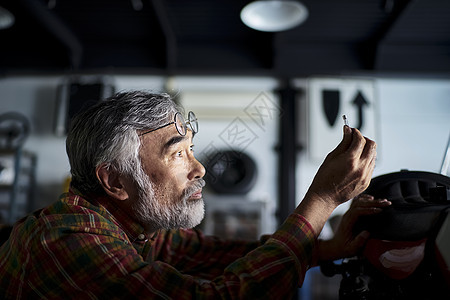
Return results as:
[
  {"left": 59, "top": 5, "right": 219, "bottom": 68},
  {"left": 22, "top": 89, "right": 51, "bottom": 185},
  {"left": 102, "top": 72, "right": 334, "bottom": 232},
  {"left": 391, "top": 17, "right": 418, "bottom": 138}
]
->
[
  {"left": 0, "top": 6, "right": 14, "bottom": 30},
  {"left": 240, "top": 0, "right": 308, "bottom": 32}
]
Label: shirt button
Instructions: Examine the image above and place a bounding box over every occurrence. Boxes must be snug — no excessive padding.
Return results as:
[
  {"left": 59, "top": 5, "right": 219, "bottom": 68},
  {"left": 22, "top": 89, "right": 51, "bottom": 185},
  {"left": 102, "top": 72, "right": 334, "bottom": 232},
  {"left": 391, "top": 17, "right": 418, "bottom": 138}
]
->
[{"left": 138, "top": 234, "right": 145, "bottom": 240}]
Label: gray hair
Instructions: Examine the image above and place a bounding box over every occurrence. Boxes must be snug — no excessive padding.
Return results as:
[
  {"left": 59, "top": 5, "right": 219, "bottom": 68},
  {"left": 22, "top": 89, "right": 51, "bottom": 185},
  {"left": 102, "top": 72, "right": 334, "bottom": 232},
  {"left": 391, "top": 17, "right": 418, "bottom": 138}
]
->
[{"left": 66, "top": 90, "right": 181, "bottom": 195}]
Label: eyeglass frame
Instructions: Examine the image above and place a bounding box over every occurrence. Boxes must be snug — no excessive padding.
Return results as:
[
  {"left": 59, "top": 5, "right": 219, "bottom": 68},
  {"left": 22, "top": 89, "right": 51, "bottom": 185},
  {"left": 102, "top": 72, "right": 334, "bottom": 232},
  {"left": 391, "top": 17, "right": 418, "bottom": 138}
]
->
[{"left": 138, "top": 111, "right": 198, "bottom": 137}]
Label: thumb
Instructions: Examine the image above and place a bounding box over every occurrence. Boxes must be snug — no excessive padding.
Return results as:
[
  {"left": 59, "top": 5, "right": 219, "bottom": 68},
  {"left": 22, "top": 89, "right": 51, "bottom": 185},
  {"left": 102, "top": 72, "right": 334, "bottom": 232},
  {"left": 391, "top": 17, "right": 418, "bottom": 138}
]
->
[
  {"left": 330, "top": 125, "right": 353, "bottom": 155},
  {"left": 350, "top": 230, "right": 370, "bottom": 251}
]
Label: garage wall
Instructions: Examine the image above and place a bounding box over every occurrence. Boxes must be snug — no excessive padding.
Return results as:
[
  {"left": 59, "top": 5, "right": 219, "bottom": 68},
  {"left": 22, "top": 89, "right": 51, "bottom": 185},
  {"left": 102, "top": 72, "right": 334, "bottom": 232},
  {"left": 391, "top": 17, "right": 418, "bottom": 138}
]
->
[{"left": 1, "top": 75, "right": 449, "bottom": 226}]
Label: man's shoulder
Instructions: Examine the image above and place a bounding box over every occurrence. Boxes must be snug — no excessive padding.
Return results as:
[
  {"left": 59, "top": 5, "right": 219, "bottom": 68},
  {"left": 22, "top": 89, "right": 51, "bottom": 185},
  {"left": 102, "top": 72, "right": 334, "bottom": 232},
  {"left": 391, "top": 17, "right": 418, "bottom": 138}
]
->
[
  {"left": 42, "top": 192, "right": 103, "bottom": 216},
  {"left": 29, "top": 193, "right": 124, "bottom": 238}
]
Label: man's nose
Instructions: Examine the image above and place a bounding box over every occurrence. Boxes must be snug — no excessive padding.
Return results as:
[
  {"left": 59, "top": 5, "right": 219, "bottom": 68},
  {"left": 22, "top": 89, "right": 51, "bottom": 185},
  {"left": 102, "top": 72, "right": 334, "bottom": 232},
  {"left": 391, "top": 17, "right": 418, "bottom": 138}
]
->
[{"left": 188, "top": 157, "right": 206, "bottom": 180}]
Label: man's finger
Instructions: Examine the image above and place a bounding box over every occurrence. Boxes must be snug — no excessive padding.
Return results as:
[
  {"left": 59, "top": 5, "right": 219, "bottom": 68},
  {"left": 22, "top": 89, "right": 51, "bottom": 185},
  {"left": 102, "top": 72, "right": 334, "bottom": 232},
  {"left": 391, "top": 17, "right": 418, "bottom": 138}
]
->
[
  {"left": 346, "top": 128, "right": 366, "bottom": 158},
  {"left": 360, "top": 136, "right": 377, "bottom": 160},
  {"left": 351, "top": 230, "right": 371, "bottom": 250}
]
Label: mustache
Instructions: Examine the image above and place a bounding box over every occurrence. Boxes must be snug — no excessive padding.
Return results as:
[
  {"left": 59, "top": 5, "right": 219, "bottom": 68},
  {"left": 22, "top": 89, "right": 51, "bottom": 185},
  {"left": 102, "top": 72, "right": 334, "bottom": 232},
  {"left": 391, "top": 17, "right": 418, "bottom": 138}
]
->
[{"left": 183, "top": 178, "right": 206, "bottom": 199}]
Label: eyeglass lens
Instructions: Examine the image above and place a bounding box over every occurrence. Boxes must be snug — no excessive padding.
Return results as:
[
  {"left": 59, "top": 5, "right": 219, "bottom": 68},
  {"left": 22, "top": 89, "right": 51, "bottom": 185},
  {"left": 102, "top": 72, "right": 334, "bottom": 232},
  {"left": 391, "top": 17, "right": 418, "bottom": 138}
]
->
[
  {"left": 174, "top": 113, "right": 185, "bottom": 136},
  {"left": 174, "top": 112, "right": 198, "bottom": 136},
  {"left": 187, "top": 111, "right": 198, "bottom": 133}
]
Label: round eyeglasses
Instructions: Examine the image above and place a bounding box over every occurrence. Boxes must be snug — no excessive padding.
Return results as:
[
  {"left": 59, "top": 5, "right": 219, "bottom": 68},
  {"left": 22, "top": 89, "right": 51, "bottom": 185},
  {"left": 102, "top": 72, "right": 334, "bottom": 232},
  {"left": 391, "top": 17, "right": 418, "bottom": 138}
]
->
[{"left": 139, "top": 111, "right": 198, "bottom": 137}]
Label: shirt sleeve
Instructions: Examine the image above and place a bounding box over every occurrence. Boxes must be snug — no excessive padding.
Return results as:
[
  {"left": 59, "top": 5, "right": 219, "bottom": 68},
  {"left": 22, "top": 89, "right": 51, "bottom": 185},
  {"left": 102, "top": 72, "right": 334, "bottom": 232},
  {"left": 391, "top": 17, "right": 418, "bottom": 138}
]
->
[
  {"left": 147, "top": 228, "right": 262, "bottom": 279},
  {"left": 23, "top": 213, "right": 316, "bottom": 299}
]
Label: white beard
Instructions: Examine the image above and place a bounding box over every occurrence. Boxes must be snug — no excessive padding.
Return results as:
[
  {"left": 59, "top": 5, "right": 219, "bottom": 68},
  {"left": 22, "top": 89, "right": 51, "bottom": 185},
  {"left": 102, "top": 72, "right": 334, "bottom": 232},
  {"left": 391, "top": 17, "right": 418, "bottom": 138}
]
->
[{"left": 131, "top": 166, "right": 205, "bottom": 231}]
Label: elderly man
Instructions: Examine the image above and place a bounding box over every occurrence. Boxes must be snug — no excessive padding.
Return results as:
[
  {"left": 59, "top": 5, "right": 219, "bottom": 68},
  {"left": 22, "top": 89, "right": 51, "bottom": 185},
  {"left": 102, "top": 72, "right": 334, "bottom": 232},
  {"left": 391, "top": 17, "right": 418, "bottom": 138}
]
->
[{"left": 0, "top": 91, "right": 389, "bottom": 299}]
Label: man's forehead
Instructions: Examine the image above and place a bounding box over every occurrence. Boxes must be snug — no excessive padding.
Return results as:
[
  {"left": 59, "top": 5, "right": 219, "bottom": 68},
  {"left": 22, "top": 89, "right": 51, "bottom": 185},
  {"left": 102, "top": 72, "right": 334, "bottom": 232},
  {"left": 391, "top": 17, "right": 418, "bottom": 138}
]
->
[{"left": 140, "top": 126, "right": 193, "bottom": 153}]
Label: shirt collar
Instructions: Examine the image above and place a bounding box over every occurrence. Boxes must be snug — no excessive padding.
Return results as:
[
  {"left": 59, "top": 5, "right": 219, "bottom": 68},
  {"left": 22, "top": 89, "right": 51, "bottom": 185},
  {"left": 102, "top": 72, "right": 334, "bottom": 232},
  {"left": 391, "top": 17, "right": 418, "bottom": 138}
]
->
[{"left": 69, "top": 187, "right": 150, "bottom": 243}]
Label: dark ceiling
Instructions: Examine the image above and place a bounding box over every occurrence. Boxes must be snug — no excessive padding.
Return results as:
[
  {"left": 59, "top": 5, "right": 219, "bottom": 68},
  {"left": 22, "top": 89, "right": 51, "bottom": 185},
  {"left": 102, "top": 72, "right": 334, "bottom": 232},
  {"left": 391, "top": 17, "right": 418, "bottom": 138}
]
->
[{"left": 1, "top": 0, "right": 450, "bottom": 77}]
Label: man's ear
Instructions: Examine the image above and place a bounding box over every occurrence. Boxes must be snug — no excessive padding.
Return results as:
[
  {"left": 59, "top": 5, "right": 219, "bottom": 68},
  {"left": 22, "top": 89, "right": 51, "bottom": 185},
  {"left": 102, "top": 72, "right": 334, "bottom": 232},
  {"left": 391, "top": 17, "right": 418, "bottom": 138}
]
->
[{"left": 96, "top": 164, "right": 129, "bottom": 201}]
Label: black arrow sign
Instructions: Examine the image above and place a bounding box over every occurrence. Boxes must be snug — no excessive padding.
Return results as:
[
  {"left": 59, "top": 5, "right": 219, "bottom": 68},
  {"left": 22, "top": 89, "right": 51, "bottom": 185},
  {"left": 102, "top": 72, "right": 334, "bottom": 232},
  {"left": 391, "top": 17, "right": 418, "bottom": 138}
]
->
[{"left": 352, "top": 91, "right": 369, "bottom": 130}]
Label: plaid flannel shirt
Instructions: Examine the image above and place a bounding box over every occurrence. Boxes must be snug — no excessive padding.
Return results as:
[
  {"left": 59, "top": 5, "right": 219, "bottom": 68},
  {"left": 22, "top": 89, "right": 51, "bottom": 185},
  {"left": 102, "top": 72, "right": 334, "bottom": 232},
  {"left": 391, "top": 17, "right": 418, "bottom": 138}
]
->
[{"left": 0, "top": 189, "right": 317, "bottom": 299}]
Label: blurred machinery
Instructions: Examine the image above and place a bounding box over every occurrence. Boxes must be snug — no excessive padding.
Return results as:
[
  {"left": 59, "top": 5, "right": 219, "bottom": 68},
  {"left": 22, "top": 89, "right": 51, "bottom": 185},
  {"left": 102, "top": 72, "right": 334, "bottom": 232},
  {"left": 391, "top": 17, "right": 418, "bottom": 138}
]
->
[
  {"left": 321, "top": 170, "right": 450, "bottom": 300},
  {"left": 200, "top": 149, "right": 272, "bottom": 240},
  {"left": 0, "top": 112, "right": 36, "bottom": 224},
  {"left": 55, "top": 76, "right": 115, "bottom": 136}
]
